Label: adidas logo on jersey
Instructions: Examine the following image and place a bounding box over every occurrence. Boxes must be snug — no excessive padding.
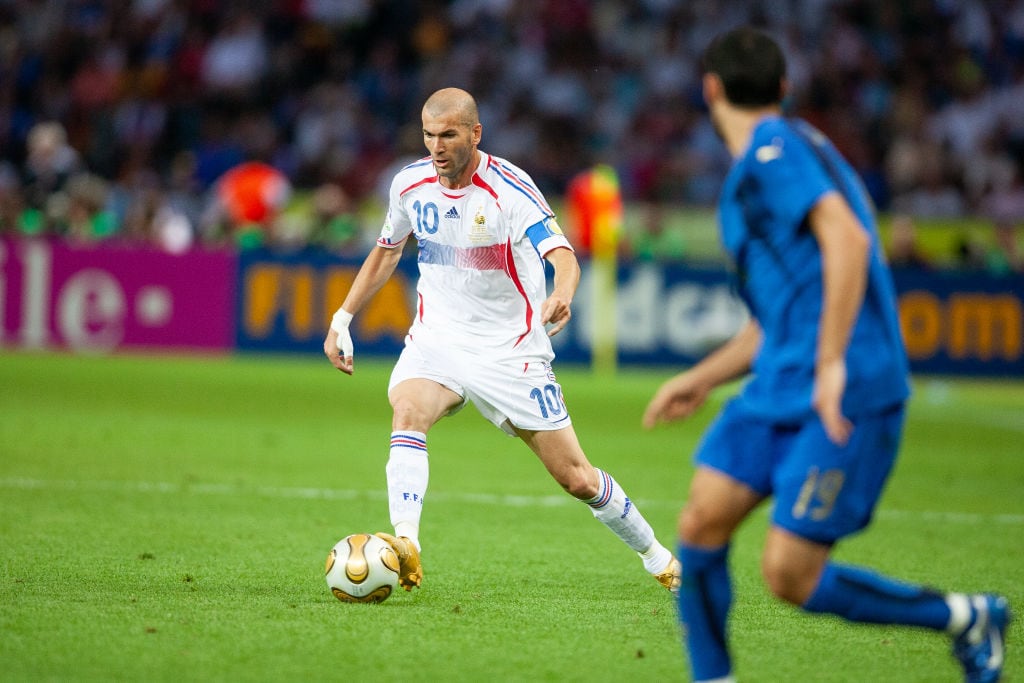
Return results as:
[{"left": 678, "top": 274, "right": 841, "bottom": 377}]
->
[{"left": 444, "top": 206, "right": 460, "bottom": 220}]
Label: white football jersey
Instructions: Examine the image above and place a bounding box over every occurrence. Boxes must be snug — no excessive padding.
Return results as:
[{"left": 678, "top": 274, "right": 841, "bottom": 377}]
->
[{"left": 379, "top": 152, "right": 572, "bottom": 357}]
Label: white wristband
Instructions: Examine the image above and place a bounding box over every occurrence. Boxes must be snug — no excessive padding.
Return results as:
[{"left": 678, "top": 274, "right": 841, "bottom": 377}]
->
[{"left": 330, "top": 308, "right": 353, "bottom": 333}]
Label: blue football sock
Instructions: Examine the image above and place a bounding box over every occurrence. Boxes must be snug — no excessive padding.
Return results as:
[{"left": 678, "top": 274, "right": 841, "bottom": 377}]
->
[
  {"left": 803, "top": 562, "right": 950, "bottom": 630},
  {"left": 678, "top": 543, "right": 733, "bottom": 681}
]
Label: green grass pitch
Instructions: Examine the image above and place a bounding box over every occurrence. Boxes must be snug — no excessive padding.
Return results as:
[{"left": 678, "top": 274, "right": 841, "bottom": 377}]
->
[{"left": 1, "top": 351, "right": 1021, "bottom": 682}]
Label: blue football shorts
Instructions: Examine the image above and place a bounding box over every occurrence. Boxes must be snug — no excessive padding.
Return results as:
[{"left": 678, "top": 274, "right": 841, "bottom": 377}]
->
[{"left": 694, "top": 397, "right": 906, "bottom": 544}]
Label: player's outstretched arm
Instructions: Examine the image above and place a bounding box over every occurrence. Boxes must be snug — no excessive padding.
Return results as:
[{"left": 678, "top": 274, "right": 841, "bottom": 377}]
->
[
  {"left": 642, "top": 319, "right": 762, "bottom": 429},
  {"left": 808, "top": 192, "right": 870, "bottom": 445},
  {"left": 540, "top": 246, "right": 581, "bottom": 337},
  {"left": 323, "top": 244, "right": 405, "bottom": 375}
]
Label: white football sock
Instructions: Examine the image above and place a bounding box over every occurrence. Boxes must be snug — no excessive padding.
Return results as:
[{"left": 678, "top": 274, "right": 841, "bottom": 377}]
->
[
  {"left": 586, "top": 468, "right": 667, "bottom": 571},
  {"left": 639, "top": 543, "right": 675, "bottom": 575},
  {"left": 386, "top": 431, "right": 429, "bottom": 550},
  {"left": 946, "top": 593, "right": 972, "bottom": 635}
]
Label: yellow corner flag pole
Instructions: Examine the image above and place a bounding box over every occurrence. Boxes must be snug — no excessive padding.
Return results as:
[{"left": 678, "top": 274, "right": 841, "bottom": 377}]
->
[{"left": 590, "top": 164, "right": 621, "bottom": 375}]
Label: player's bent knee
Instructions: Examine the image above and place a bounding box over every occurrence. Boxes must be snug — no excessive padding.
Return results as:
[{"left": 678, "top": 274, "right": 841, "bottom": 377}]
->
[
  {"left": 390, "top": 397, "right": 434, "bottom": 432},
  {"left": 677, "top": 503, "right": 733, "bottom": 546},
  {"left": 560, "top": 469, "right": 598, "bottom": 500},
  {"left": 761, "top": 563, "right": 800, "bottom": 605},
  {"left": 761, "top": 553, "right": 816, "bottom": 605}
]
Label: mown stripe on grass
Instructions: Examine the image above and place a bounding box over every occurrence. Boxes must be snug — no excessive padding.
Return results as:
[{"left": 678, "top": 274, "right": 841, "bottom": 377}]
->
[{"left": 2, "top": 476, "right": 1023, "bottom": 526}]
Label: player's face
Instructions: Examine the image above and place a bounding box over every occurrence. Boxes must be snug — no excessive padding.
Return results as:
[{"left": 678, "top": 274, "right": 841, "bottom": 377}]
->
[{"left": 422, "top": 110, "right": 481, "bottom": 188}]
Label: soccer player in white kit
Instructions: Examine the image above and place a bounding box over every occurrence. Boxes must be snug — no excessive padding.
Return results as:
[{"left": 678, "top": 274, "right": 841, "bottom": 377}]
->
[{"left": 323, "top": 87, "right": 680, "bottom": 594}]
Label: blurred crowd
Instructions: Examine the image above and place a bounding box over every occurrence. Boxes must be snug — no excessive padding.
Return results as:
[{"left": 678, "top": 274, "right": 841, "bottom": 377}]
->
[{"left": 0, "top": 0, "right": 1022, "bottom": 270}]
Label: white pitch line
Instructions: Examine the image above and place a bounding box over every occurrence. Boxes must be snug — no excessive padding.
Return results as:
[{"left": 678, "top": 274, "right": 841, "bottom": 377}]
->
[{"left": 1, "top": 477, "right": 1022, "bottom": 526}]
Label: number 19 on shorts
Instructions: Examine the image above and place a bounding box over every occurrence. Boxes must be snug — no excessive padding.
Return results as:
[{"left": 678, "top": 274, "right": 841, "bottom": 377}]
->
[{"left": 792, "top": 466, "right": 846, "bottom": 522}]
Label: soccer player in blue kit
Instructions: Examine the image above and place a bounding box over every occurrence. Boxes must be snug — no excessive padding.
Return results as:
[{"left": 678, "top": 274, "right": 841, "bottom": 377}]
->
[{"left": 642, "top": 27, "right": 1010, "bottom": 683}]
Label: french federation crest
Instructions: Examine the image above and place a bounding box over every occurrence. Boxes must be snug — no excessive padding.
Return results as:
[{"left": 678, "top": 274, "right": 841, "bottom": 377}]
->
[{"left": 469, "top": 206, "right": 491, "bottom": 243}]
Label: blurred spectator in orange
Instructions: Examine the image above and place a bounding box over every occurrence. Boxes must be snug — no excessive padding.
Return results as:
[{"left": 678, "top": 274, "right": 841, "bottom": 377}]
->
[
  {"left": 204, "top": 161, "right": 291, "bottom": 248},
  {"left": 565, "top": 163, "right": 622, "bottom": 258}
]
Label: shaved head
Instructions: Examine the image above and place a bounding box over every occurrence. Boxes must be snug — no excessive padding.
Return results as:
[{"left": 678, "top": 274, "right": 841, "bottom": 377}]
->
[
  {"left": 421, "top": 88, "right": 483, "bottom": 189},
  {"left": 422, "top": 88, "right": 479, "bottom": 128}
]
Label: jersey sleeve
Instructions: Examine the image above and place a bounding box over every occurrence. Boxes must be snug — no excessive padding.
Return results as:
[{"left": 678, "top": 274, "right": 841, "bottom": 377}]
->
[
  {"left": 492, "top": 159, "right": 555, "bottom": 242},
  {"left": 751, "top": 126, "right": 834, "bottom": 233},
  {"left": 526, "top": 217, "right": 573, "bottom": 257},
  {"left": 377, "top": 177, "right": 414, "bottom": 248}
]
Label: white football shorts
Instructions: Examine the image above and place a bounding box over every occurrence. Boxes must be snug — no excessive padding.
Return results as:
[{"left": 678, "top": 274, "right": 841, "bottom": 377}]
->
[{"left": 388, "top": 335, "right": 573, "bottom": 436}]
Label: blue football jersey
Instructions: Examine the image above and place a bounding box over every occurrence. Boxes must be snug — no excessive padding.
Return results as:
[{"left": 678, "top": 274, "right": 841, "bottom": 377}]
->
[{"left": 718, "top": 116, "right": 909, "bottom": 420}]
